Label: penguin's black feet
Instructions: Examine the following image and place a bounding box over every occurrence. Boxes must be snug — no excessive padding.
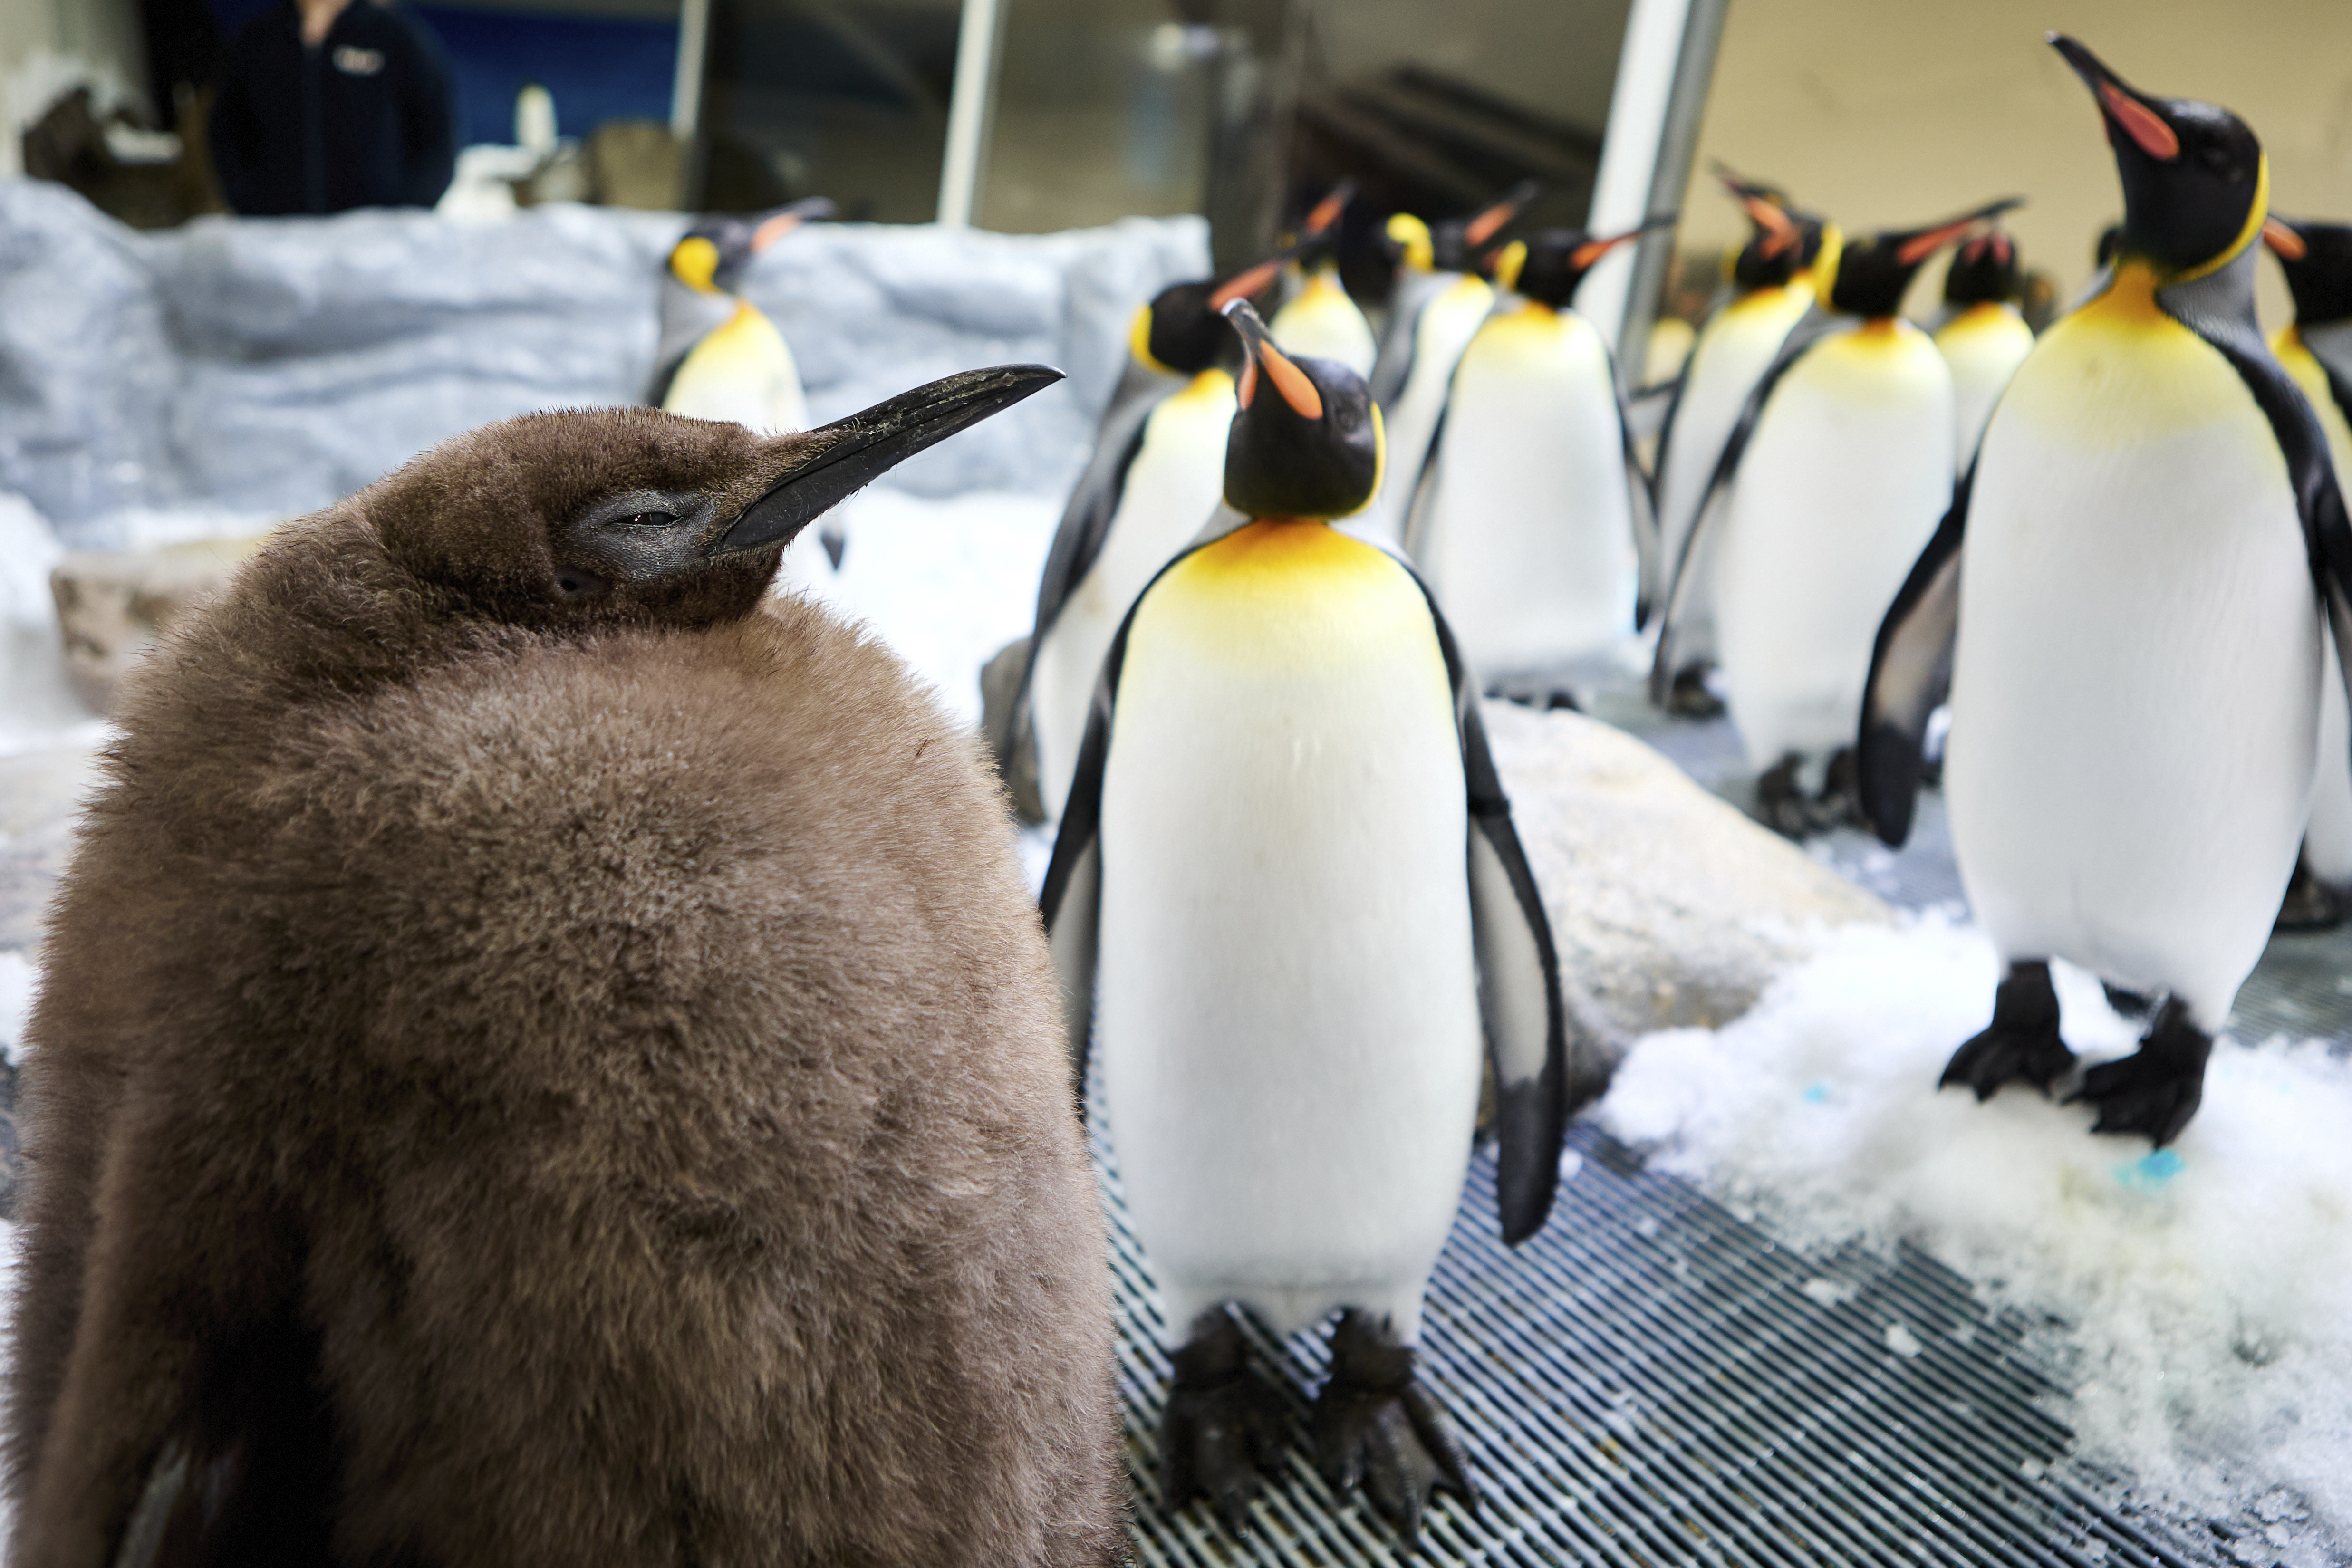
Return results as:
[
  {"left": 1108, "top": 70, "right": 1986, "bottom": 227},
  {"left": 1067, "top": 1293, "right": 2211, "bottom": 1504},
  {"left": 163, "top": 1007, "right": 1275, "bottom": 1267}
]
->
[
  {"left": 1754, "top": 756, "right": 1820, "bottom": 838},
  {"left": 2101, "top": 981, "right": 2157, "bottom": 1020},
  {"left": 1941, "top": 960, "right": 2074, "bottom": 1100},
  {"left": 2275, "top": 859, "right": 2352, "bottom": 932},
  {"left": 1159, "top": 1311, "right": 1289, "bottom": 1536},
  {"left": 1310, "top": 1311, "right": 1475, "bottom": 1541},
  {"left": 1817, "top": 747, "right": 1865, "bottom": 830},
  {"left": 2067, "top": 998, "right": 2212, "bottom": 1146},
  {"left": 1666, "top": 664, "right": 1725, "bottom": 718}
]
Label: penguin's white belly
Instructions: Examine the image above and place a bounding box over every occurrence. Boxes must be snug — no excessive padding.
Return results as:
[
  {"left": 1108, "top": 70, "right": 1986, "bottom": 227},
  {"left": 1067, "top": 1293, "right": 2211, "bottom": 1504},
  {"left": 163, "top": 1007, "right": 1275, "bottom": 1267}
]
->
[
  {"left": 1655, "top": 286, "right": 1813, "bottom": 661},
  {"left": 1415, "top": 307, "right": 1636, "bottom": 680},
  {"left": 1936, "top": 303, "right": 2035, "bottom": 471},
  {"left": 1716, "top": 325, "right": 1954, "bottom": 768},
  {"left": 1097, "top": 523, "right": 1481, "bottom": 1341},
  {"left": 1371, "top": 276, "right": 1492, "bottom": 541},
  {"left": 1031, "top": 375, "right": 1234, "bottom": 819},
  {"left": 1947, "top": 305, "right": 2317, "bottom": 1024}
]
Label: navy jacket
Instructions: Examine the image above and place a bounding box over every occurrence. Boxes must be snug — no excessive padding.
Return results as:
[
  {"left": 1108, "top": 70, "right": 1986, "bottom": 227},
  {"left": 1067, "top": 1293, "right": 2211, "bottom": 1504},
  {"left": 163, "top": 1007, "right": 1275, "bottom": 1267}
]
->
[{"left": 212, "top": 0, "right": 456, "bottom": 215}]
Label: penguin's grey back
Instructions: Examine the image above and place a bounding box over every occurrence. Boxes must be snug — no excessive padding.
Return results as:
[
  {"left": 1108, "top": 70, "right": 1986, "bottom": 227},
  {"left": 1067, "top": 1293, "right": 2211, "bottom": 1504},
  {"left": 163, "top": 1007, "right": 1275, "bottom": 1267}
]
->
[{"left": 8, "top": 507, "right": 1125, "bottom": 1566}]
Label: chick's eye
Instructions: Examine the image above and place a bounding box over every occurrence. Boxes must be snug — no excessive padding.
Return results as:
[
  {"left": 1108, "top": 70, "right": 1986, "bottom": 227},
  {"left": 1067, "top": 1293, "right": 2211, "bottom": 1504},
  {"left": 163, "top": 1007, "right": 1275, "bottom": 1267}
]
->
[{"left": 623, "top": 510, "right": 678, "bottom": 529}]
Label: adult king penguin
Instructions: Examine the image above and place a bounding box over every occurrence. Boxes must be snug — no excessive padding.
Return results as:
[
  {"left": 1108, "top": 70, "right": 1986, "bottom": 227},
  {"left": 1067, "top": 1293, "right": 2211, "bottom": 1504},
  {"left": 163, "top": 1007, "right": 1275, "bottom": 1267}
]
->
[
  {"left": 1655, "top": 195, "right": 2021, "bottom": 834},
  {"left": 1012, "top": 253, "right": 1288, "bottom": 820},
  {"left": 1269, "top": 183, "right": 1379, "bottom": 377},
  {"left": 1934, "top": 226, "right": 2037, "bottom": 469},
  {"left": 1859, "top": 39, "right": 2352, "bottom": 1146},
  {"left": 1648, "top": 170, "right": 1841, "bottom": 716},
  {"left": 651, "top": 198, "right": 843, "bottom": 576},
  {"left": 1042, "top": 301, "right": 1603, "bottom": 1539},
  {"left": 1362, "top": 183, "right": 1536, "bottom": 543},
  {"left": 1403, "top": 224, "right": 1662, "bottom": 700},
  {"left": 5, "top": 367, "right": 1132, "bottom": 1565},
  {"left": 2262, "top": 215, "right": 2352, "bottom": 929}
]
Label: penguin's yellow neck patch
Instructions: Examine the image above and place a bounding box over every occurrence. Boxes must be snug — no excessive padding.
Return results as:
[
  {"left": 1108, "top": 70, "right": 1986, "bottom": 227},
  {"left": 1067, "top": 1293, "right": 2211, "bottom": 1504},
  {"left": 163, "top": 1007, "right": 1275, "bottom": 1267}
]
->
[
  {"left": 1174, "top": 366, "right": 1235, "bottom": 406},
  {"left": 2082, "top": 260, "right": 2169, "bottom": 330},
  {"left": 1128, "top": 303, "right": 1172, "bottom": 376},
  {"left": 1132, "top": 521, "right": 1440, "bottom": 678}
]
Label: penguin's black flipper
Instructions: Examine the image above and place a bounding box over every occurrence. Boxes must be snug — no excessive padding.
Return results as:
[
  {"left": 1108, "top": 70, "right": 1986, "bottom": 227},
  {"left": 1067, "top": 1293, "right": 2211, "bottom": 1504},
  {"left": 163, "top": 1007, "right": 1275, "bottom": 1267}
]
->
[
  {"left": 1405, "top": 577, "right": 1578, "bottom": 1246},
  {"left": 1856, "top": 465, "right": 1972, "bottom": 847},
  {"left": 1609, "top": 359, "right": 1663, "bottom": 630},
  {"left": 2159, "top": 250, "right": 2352, "bottom": 755},
  {"left": 1396, "top": 402, "right": 1448, "bottom": 560},
  {"left": 1648, "top": 309, "right": 1842, "bottom": 704}
]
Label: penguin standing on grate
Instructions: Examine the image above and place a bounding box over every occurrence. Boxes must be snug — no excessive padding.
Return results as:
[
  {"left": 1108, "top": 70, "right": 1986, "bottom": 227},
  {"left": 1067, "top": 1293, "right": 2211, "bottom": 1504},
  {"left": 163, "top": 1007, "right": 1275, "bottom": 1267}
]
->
[
  {"left": 1043, "top": 300, "right": 1610, "bottom": 1540},
  {"left": 3, "top": 367, "right": 1133, "bottom": 1566},
  {"left": 1860, "top": 38, "right": 2352, "bottom": 1146}
]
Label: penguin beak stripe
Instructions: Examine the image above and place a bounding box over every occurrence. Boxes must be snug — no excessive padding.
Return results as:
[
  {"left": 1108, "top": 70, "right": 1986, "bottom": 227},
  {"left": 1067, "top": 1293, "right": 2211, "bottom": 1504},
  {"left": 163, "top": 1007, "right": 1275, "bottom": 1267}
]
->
[
  {"left": 1259, "top": 343, "right": 1323, "bottom": 420},
  {"left": 752, "top": 214, "right": 802, "bottom": 251},
  {"left": 713, "top": 364, "right": 1064, "bottom": 555},
  {"left": 2264, "top": 217, "right": 2307, "bottom": 260},
  {"left": 1894, "top": 201, "right": 2024, "bottom": 267},
  {"left": 1210, "top": 257, "right": 1284, "bottom": 309},
  {"left": 1743, "top": 196, "right": 1799, "bottom": 257},
  {"left": 2099, "top": 80, "right": 2180, "bottom": 161},
  {"left": 1569, "top": 228, "right": 1651, "bottom": 271},
  {"left": 1464, "top": 184, "right": 1534, "bottom": 248},
  {"left": 1305, "top": 184, "right": 1351, "bottom": 237}
]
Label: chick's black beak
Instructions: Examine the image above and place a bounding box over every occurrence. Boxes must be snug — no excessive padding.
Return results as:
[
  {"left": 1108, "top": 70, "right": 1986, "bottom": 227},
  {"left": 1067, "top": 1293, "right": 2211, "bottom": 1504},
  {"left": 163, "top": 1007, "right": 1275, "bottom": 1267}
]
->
[
  {"left": 712, "top": 364, "right": 1063, "bottom": 555},
  {"left": 2051, "top": 34, "right": 2181, "bottom": 161}
]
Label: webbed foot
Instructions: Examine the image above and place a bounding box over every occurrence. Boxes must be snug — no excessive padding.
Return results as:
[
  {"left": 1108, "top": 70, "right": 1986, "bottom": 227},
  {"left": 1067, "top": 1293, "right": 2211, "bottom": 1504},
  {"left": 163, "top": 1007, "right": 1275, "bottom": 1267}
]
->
[
  {"left": 1310, "top": 1311, "right": 1474, "bottom": 1541},
  {"left": 1159, "top": 1311, "right": 1288, "bottom": 1535},
  {"left": 1942, "top": 960, "right": 2074, "bottom": 1100},
  {"left": 1755, "top": 755, "right": 1819, "bottom": 838},
  {"left": 1667, "top": 664, "right": 1725, "bottom": 718},
  {"left": 2068, "top": 998, "right": 2211, "bottom": 1145}
]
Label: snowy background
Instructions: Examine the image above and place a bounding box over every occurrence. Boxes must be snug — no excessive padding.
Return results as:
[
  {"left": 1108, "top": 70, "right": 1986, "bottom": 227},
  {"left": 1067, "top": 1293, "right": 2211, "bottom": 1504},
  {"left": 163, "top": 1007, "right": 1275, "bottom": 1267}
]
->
[{"left": 1, "top": 183, "right": 2351, "bottom": 1560}]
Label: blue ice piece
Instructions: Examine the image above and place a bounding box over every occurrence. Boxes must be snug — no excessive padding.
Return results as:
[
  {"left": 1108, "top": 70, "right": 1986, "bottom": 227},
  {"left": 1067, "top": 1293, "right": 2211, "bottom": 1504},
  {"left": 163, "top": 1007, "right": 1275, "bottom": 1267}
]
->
[
  {"left": 2114, "top": 1148, "right": 2185, "bottom": 1191},
  {"left": 1801, "top": 1082, "right": 1830, "bottom": 1104}
]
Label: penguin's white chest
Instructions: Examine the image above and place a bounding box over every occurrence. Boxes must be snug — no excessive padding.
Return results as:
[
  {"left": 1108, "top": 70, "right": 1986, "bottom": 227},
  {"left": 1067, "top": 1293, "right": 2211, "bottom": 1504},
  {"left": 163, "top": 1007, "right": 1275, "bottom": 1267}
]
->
[
  {"left": 1715, "top": 322, "right": 1954, "bottom": 767},
  {"left": 1370, "top": 274, "right": 1493, "bottom": 539},
  {"left": 1947, "top": 286, "right": 2317, "bottom": 1023},
  {"left": 662, "top": 303, "right": 809, "bottom": 434},
  {"left": 1936, "top": 302, "right": 2036, "bottom": 471},
  {"left": 1096, "top": 523, "right": 1481, "bottom": 1339},
  {"left": 1030, "top": 371, "right": 1235, "bottom": 818},
  {"left": 1413, "top": 305, "right": 1636, "bottom": 680}
]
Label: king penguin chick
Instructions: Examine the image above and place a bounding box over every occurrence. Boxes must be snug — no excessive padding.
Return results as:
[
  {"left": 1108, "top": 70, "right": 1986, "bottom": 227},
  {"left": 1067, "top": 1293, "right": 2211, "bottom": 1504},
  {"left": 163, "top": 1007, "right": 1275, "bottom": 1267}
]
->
[
  {"left": 651, "top": 198, "right": 843, "bottom": 579},
  {"left": 1654, "top": 195, "right": 2020, "bottom": 836},
  {"left": 1011, "top": 254, "right": 1289, "bottom": 820},
  {"left": 4, "top": 367, "right": 1133, "bottom": 1567},
  {"left": 1859, "top": 38, "right": 2352, "bottom": 1146},
  {"left": 2262, "top": 215, "right": 2352, "bottom": 930},
  {"left": 1042, "top": 300, "right": 1606, "bottom": 1542},
  {"left": 1648, "top": 167, "right": 1841, "bottom": 717},
  {"left": 1269, "top": 183, "right": 1378, "bottom": 377},
  {"left": 1403, "top": 223, "right": 1662, "bottom": 703},
  {"left": 1361, "top": 181, "right": 1536, "bottom": 542},
  {"left": 1933, "top": 225, "right": 2036, "bottom": 470}
]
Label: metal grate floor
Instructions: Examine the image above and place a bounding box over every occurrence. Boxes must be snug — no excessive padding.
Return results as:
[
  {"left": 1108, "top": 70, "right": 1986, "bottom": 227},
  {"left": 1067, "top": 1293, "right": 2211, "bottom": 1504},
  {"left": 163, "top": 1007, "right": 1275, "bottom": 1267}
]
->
[{"left": 1106, "top": 690, "right": 2352, "bottom": 1565}]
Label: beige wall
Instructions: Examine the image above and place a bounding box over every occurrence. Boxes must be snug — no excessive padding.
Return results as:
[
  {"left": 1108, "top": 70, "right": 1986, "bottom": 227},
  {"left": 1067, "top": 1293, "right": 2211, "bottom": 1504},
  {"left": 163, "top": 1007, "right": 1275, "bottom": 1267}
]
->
[{"left": 1676, "top": 0, "right": 2352, "bottom": 326}]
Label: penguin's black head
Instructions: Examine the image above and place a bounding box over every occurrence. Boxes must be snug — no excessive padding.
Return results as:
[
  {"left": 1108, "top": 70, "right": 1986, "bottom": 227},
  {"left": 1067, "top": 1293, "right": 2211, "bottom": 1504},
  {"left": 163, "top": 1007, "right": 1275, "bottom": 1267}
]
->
[
  {"left": 667, "top": 196, "right": 836, "bottom": 295},
  {"left": 2054, "top": 36, "right": 2264, "bottom": 279},
  {"left": 1827, "top": 198, "right": 2024, "bottom": 318},
  {"left": 1128, "top": 252, "right": 1287, "bottom": 377},
  {"left": 2264, "top": 217, "right": 2352, "bottom": 327},
  {"left": 1942, "top": 228, "right": 2022, "bottom": 307},
  {"left": 374, "top": 365, "right": 1061, "bottom": 628},
  {"left": 1404, "top": 180, "right": 1539, "bottom": 275},
  {"left": 1218, "top": 300, "right": 1381, "bottom": 521},
  {"left": 1499, "top": 221, "right": 1661, "bottom": 309},
  {"left": 2094, "top": 221, "right": 2124, "bottom": 268},
  {"left": 1716, "top": 165, "right": 1829, "bottom": 290}
]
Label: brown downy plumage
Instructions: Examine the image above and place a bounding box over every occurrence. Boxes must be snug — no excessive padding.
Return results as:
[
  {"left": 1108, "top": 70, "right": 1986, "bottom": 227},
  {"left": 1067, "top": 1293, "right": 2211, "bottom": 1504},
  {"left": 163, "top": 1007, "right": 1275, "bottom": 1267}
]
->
[{"left": 4, "top": 368, "right": 1130, "bottom": 1567}]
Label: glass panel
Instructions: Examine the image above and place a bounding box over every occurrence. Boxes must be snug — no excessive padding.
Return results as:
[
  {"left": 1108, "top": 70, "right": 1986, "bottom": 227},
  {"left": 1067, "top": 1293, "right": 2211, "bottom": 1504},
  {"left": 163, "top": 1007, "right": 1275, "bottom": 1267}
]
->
[{"left": 697, "top": 0, "right": 961, "bottom": 219}]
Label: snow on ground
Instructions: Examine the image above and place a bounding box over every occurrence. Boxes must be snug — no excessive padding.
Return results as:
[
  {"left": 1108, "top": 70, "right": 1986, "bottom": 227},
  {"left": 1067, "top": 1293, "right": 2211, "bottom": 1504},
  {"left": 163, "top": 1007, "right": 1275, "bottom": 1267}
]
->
[{"left": 1600, "top": 914, "right": 2352, "bottom": 1549}]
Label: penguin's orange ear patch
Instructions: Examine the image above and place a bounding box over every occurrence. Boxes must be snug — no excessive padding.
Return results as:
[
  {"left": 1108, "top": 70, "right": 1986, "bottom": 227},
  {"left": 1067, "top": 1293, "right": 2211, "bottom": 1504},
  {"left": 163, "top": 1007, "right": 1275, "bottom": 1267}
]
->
[
  {"left": 2101, "top": 82, "right": 2179, "bottom": 161},
  {"left": 2265, "top": 218, "right": 2308, "bottom": 260}
]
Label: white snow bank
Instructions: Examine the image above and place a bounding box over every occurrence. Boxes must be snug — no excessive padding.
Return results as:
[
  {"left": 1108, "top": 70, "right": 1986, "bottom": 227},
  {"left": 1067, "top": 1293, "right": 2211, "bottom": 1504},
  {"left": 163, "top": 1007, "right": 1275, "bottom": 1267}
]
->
[
  {"left": 802, "top": 486, "right": 1059, "bottom": 732},
  {"left": 0, "top": 950, "right": 34, "bottom": 1064},
  {"left": 1600, "top": 915, "right": 2352, "bottom": 1547},
  {"left": 0, "top": 493, "right": 101, "bottom": 759}
]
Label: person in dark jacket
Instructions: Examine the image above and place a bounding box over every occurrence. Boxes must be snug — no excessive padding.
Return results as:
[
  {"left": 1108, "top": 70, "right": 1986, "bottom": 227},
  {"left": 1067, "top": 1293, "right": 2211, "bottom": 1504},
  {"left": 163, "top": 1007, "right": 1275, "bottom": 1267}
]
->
[{"left": 211, "top": 0, "right": 456, "bottom": 215}]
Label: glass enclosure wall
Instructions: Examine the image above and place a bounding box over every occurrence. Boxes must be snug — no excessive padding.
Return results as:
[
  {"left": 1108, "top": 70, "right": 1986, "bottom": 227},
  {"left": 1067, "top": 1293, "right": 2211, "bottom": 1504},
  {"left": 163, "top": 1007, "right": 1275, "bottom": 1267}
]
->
[
  {"left": 696, "top": 0, "right": 961, "bottom": 219},
  {"left": 975, "top": 0, "right": 1635, "bottom": 290}
]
